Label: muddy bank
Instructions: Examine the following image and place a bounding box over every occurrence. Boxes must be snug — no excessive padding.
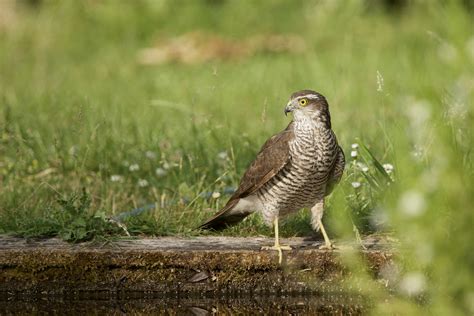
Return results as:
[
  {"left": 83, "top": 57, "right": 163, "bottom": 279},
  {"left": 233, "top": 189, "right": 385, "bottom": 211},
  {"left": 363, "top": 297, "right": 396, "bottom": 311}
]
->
[{"left": 0, "top": 235, "right": 395, "bottom": 298}]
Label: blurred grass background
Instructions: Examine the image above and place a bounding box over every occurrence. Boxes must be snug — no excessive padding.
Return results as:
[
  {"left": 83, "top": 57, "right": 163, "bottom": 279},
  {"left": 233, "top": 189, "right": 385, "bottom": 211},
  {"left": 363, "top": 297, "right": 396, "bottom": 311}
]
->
[{"left": 0, "top": 0, "right": 473, "bottom": 314}]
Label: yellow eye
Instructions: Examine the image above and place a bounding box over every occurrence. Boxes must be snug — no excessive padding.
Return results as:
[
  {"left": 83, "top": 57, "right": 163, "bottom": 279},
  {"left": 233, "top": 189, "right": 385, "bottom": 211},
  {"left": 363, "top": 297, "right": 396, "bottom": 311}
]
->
[{"left": 299, "top": 98, "right": 308, "bottom": 106}]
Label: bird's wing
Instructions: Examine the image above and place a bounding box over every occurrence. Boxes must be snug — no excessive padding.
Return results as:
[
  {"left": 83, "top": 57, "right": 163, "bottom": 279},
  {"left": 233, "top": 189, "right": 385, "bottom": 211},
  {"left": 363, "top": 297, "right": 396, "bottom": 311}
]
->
[
  {"left": 325, "top": 145, "right": 345, "bottom": 196},
  {"left": 199, "top": 122, "right": 294, "bottom": 230},
  {"left": 229, "top": 121, "right": 295, "bottom": 200}
]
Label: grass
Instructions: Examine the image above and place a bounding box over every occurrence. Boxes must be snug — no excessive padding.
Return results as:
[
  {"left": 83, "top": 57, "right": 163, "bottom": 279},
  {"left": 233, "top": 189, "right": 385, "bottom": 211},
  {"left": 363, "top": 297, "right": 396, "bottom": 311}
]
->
[{"left": 0, "top": 0, "right": 473, "bottom": 314}]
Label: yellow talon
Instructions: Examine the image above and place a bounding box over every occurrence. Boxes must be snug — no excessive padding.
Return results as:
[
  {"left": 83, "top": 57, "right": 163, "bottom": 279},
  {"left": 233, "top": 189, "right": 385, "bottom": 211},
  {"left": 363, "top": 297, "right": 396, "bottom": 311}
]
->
[
  {"left": 261, "top": 216, "right": 291, "bottom": 264},
  {"left": 317, "top": 218, "right": 335, "bottom": 250}
]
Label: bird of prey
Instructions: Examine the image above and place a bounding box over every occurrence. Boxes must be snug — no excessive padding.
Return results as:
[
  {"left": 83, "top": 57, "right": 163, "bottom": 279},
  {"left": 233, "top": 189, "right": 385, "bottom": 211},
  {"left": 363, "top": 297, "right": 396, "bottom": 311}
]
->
[{"left": 200, "top": 90, "right": 345, "bottom": 262}]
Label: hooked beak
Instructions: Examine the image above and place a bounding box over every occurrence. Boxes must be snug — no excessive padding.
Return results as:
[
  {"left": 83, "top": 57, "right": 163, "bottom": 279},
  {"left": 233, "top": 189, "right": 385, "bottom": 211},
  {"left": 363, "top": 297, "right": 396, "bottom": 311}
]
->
[{"left": 284, "top": 100, "right": 295, "bottom": 116}]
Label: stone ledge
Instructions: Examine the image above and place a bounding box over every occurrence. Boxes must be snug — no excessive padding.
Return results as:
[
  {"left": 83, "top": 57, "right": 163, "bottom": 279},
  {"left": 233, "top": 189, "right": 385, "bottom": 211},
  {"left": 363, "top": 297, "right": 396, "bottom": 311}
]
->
[{"left": 0, "top": 235, "right": 395, "bottom": 298}]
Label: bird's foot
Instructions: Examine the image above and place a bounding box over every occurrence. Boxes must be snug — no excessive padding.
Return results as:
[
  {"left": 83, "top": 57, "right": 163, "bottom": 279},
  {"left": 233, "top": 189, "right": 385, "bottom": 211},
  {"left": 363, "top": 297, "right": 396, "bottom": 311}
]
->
[{"left": 261, "top": 244, "right": 292, "bottom": 264}]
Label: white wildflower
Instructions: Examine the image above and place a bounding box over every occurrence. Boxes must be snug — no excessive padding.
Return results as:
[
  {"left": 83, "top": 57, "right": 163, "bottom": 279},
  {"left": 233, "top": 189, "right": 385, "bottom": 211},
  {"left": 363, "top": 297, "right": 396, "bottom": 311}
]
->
[
  {"left": 399, "top": 272, "right": 426, "bottom": 297},
  {"left": 399, "top": 190, "right": 426, "bottom": 217},
  {"left": 351, "top": 182, "right": 361, "bottom": 189},
  {"left": 155, "top": 167, "right": 167, "bottom": 177},
  {"left": 162, "top": 161, "right": 178, "bottom": 169},
  {"left": 376, "top": 70, "right": 384, "bottom": 92},
  {"left": 138, "top": 179, "right": 149, "bottom": 187},
  {"left": 211, "top": 192, "right": 221, "bottom": 199},
  {"left": 383, "top": 163, "right": 394, "bottom": 174},
  {"left": 357, "top": 162, "right": 369, "bottom": 172},
  {"left": 145, "top": 151, "right": 157, "bottom": 159},
  {"left": 445, "top": 98, "right": 468, "bottom": 121},
  {"left": 217, "top": 151, "right": 228, "bottom": 160},
  {"left": 129, "top": 164, "right": 140, "bottom": 172},
  {"left": 350, "top": 150, "right": 358, "bottom": 158},
  {"left": 351, "top": 143, "right": 359, "bottom": 149},
  {"left": 411, "top": 145, "right": 424, "bottom": 160},
  {"left": 68, "top": 146, "right": 78, "bottom": 156},
  {"left": 110, "top": 175, "right": 123, "bottom": 183}
]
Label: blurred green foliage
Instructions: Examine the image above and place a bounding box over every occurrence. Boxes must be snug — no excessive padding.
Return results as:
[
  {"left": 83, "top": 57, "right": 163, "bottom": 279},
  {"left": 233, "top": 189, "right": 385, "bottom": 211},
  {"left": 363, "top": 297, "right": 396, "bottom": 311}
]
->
[{"left": 0, "top": 0, "right": 473, "bottom": 314}]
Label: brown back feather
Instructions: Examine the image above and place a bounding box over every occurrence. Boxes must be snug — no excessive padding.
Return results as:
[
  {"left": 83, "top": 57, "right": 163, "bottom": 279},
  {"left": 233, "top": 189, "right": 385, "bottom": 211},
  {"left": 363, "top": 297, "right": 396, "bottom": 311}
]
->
[
  {"left": 325, "top": 145, "right": 345, "bottom": 196},
  {"left": 230, "top": 121, "right": 295, "bottom": 199},
  {"left": 199, "top": 121, "right": 295, "bottom": 230}
]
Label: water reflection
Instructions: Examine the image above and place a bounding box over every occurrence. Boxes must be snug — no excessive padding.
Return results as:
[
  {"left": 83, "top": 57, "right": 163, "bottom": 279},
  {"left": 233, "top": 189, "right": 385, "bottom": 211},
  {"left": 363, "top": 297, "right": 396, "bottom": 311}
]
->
[{"left": 1, "top": 295, "right": 365, "bottom": 315}]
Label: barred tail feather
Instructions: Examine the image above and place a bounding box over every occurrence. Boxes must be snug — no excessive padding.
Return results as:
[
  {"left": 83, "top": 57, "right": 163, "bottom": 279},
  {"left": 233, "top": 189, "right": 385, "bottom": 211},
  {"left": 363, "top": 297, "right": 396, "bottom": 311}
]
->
[{"left": 199, "top": 199, "right": 252, "bottom": 231}]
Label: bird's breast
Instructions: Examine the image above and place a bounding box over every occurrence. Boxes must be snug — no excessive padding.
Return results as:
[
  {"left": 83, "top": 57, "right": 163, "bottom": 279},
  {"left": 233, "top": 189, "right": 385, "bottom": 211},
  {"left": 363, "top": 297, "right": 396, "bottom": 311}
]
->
[
  {"left": 258, "top": 124, "right": 338, "bottom": 218},
  {"left": 290, "top": 126, "right": 337, "bottom": 175}
]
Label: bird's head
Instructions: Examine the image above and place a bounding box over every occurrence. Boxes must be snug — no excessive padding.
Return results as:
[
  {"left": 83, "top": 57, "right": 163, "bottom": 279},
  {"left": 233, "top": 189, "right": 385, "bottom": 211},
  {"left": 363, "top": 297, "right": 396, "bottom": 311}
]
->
[{"left": 284, "top": 90, "right": 331, "bottom": 126}]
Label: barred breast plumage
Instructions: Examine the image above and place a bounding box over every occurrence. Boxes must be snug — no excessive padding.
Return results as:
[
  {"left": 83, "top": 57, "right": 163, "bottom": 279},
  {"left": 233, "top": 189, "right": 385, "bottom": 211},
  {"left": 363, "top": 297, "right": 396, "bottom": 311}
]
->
[{"left": 258, "top": 115, "right": 339, "bottom": 224}]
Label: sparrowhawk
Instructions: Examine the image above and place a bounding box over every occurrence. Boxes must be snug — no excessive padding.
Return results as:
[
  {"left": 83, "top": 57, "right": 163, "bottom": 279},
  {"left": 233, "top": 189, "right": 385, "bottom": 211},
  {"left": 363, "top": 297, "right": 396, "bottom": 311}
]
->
[{"left": 200, "top": 90, "right": 345, "bottom": 263}]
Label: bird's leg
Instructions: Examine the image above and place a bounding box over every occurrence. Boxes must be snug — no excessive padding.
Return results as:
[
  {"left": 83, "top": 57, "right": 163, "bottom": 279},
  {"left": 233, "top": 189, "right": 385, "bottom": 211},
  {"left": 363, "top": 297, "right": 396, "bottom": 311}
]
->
[
  {"left": 261, "top": 216, "right": 291, "bottom": 264},
  {"left": 311, "top": 200, "right": 335, "bottom": 250},
  {"left": 317, "top": 218, "right": 334, "bottom": 250}
]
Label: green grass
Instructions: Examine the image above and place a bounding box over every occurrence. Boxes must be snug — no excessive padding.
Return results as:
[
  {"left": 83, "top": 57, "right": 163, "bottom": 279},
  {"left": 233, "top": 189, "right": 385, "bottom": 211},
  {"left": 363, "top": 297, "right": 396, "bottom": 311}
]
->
[{"left": 0, "top": 0, "right": 473, "bottom": 314}]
